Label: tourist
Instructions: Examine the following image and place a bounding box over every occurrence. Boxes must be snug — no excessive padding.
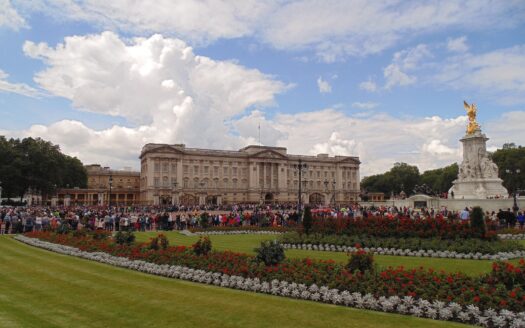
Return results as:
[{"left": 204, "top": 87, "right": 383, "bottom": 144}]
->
[
  {"left": 460, "top": 207, "right": 470, "bottom": 221},
  {"left": 518, "top": 212, "right": 525, "bottom": 230}
]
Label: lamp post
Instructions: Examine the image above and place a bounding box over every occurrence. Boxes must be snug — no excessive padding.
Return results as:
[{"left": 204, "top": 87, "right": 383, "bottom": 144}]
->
[
  {"left": 294, "top": 160, "right": 308, "bottom": 216},
  {"left": 506, "top": 168, "right": 522, "bottom": 213},
  {"left": 172, "top": 181, "right": 178, "bottom": 206},
  {"left": 0, "top": 180, "right": 2, "bottom": 204},
  {"left": 324, "top": 180, "right": 336, "bottom": 207},
  {"left": 108, "top": 175, "right": 113, "bottom": 210}
]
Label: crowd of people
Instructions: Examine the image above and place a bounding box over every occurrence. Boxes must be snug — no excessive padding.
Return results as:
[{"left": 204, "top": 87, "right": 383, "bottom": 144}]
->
[{"left": 0, "top": 203, "right": 523, "bottom": 234}]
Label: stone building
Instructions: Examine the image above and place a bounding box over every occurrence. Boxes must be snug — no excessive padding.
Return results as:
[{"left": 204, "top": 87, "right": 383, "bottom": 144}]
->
[
  {"left": 139, "top": 144, "right": 360, "bottom": 206},
  {"left": 54, "top": 164, "right": 140, "bottom": 206}
]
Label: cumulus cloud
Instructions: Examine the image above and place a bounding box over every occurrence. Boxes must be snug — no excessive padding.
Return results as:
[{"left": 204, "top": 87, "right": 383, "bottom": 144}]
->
[
  {"left": 270, "top": 110, "right": 473, "bottom": 176},
  {"left": 0, "top": 69, "right": 43, "bottom": 98},
  {"left": 18, "top": 1, "right": 525, "bottom": 60},
  {"left": 447, "top": 36, "right": 469, "bottom": 53},
  {"left": 352, "top": 102, "right": 378, "bottom": 110},
  {"left": 317, "top": 76, "right": 332, "bottom": 93},
  {"left": 0, "top": 0, "right": 27, "bottom": 30},
  {"left": 10, "top": 32, "right": 288, "bottom": 167}
]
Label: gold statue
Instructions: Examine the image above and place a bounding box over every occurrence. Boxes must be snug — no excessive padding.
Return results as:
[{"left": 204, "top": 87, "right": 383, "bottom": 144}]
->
[{"left": 463, "top": 101, "right": 480, "bottom": 135}]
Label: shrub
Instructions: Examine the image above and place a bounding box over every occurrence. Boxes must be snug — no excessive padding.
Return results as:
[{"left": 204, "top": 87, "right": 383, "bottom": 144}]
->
[
  {"left": 114, "top": 231, "right": 135, "bottom": 245},
  {"left": 303, "top": 206, "right": 313, "bottom": 234},
  {"left": 470, "top": 206, "right": 486, "bottom": 237},
  {"left": 193, "top": 236, "right": 212, "bottom": 256},
  {"left": 92, "top": 230, "right": 111, "bottom": 240},
  {"left": 199, "top": 213, "right": 210, "bottom": 229},
  {"left": 158, "top": 234, "right": 169, "bottom": 250},
  {"left": 72, "top": 228, "right": 89, "bottom": 238},
  {"left": 56, "top": 223, "right": 70, "bottom": 235},
  {"left": 347, "top": 248, "right": 374, "bottom": 273},
  {"left": 254, "top": 240, "right": 285, "bottom": 266},
  {"left": 149, "top": 236, "right": 159, "bottom": 250}
]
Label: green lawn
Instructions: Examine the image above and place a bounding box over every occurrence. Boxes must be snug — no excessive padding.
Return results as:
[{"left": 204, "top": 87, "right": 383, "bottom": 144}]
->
[
  {"left": 134, "top": 231, "right": 514, "bottom": 276},
  {"left": 0, "top": 236, "right": 471, "bottom": 328}
]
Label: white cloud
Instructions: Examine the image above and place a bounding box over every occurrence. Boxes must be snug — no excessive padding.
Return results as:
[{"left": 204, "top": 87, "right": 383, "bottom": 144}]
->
[
  {"left": 351, "top": 102, "right": 378, "bottom": 110},
  {"left": 434, "top": 45, "right": 525, "bottom": 104},
  {"left": 19, "top": 1, "right": 525, "bottom": 60},
  {"left": 384, "top": 64, "right": 417, "bottom": 89},
  {"left": 261, "top": 1, "right": 523, "bottom": 62},
  {"left": 422, "top": 139, "right": 459, "bottom": 157},
  {"left": 0, "top": 0, "right": 27, "bottom": 30},
  {"left": 377, "top": 42, "right": 525, "bottom": 105},
  {"left": 0, "top": 69, "right": 43, "bottom": 98},
  {"left": 383, "top": 44, "right": 432, "bottom": 89},
  {"left": 317, "top": 76, "right": 332, "bottom": 93},
  {"left": 9, "top": 32, "right": 288, "bottom": 168},
  {"left": 270, "top": 110, "right": 475, "bottom": 176},
  {"left": 21, "top": 0, "right": 274, "bottom": 45},
  {"left": 359, "top": 79, "right": 377, "bottom": 92},
  {"left": 447, "top": 36, "right": 469, "bottom": 53}
]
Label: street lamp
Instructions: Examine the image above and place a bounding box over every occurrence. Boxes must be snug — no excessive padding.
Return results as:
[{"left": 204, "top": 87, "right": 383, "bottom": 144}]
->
[
  {"left": 506, "top": 168, "right": 522, "bottom": 213},
  {"left": 324, "top": 179, "right": 336, "bottom": 206},
  {"left": 293, "top": 160, "right": 308, "bottom": 215},
  {"left": 108, "top": 175, "right": 113, "bottom": 210},
  {"left": 0, "top": 180, "right": 2, "bottom": 204},
  {"left": 172, "top": 181, "right": 178, "bottom": 206}
]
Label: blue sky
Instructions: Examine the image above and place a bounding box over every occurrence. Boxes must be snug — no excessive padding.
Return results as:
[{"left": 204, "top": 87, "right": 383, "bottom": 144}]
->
[{"left": 1, "top": 1, "right": 524, "bottom": 176}]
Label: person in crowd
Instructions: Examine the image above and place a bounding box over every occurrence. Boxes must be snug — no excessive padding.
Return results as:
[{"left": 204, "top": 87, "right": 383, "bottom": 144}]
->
[{"left": 517, "top": 212, "right": 525, "bottom": 230}]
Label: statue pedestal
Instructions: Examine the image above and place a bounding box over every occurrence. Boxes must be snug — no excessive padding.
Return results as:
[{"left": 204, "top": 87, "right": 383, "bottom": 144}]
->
[
  {"left": 448, "top": 130, "right": 508, "bottom": 199},
  {"left": 449, "top": 178, "right": 508, "bottom": 199}
]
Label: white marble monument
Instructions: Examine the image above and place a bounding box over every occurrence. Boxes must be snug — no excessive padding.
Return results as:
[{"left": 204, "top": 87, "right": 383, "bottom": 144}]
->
[{"left": 448, "top": 102, "right": 508, "bottom": 199}]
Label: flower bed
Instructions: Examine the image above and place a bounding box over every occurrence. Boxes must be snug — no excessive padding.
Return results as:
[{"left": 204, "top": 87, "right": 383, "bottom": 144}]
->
[
  {"left": 16, "top": 234, "right": 525, "bottom": 327},
  {"left": 499, "top": 234, "right": 525, "bottom": 240},
  {"left": 189, "top": 226, "right": 292, "bottom": 234},
  {"left": 281, "top": 232, "right": 525, "bottom": 259},
  {"left": 194, "top": 230, "right": 284, "bottom": 235},
  {"left": 312, "top": 216, "right": 498, "bottom": 240},
  {"left": 282, "top": 243, "right": 525, "bottom": 261}
]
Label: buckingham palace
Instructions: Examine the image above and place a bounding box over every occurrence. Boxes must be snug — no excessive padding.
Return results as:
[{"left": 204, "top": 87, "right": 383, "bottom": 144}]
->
[{"left": 139, "top": 143, "right": 360, "bottom": 206}]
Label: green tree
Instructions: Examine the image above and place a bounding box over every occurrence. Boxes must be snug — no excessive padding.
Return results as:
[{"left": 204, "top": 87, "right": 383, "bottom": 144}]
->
[
  {"left": 0, "top": 137, "right": 87, "bottom": 200},
  {"left": 491, "top": 144, "right": 525, "bottom": 193},
  {"left": 420, "top": 163, "right": 458, "bottom": 195},
  {"left": 361, "top": 162, "right": 419, "bottom": 195},
  {"left": 470, "top": 206, "right": 486, "bottom": 238}
]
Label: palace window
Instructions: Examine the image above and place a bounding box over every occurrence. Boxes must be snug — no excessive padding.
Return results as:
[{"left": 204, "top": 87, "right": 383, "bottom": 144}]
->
[
  {"left": 162, "top": 163, "right": 169, "bottom": 172},
  {"left": 154, "top": 162, "right": 160, "bottom": 172},
  {"left": 154, "top": 177, "right": 160, "bottom": 187}
]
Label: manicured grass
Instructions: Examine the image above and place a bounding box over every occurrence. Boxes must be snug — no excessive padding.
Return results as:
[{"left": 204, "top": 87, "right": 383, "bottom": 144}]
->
[
  {"left": 134, "top": 231, "right": 516, "bottom": 276},
  {"left": 0, "top": 236, "right": 471, "bottom": 328}
]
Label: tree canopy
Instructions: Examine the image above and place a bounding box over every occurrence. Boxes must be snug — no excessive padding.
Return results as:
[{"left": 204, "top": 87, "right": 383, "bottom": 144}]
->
[
  {"left": 361, "top": 162, "right": 420, "bottom": 196},
  {"left": 0, "top": 137, "right": 87, "bottom": 199},
  {"left": 361, "top": 144, "right": 523, "bottom": 197},
  {"left": 491, "top": 145, "right": 525, "bottom": 193}
]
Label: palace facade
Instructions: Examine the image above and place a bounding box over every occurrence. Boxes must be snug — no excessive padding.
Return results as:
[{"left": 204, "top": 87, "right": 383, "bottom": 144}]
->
[
  {"left": 53, "top": 164, "right": 140, "bottom": 206},
  {"left": 140, "top": 144, "right": 360, "bottom": 206}
]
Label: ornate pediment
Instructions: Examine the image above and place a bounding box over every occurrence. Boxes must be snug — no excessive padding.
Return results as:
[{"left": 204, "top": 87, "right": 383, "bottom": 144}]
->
[
  {"left": 140, "top": 144, "right": 185, "bottom": 158},
  {"left": 336, "top": 157, "right": 361, "bottom": 165},
  {"left": 250, "top": 150, "right": 288, "bottom": 160}
]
